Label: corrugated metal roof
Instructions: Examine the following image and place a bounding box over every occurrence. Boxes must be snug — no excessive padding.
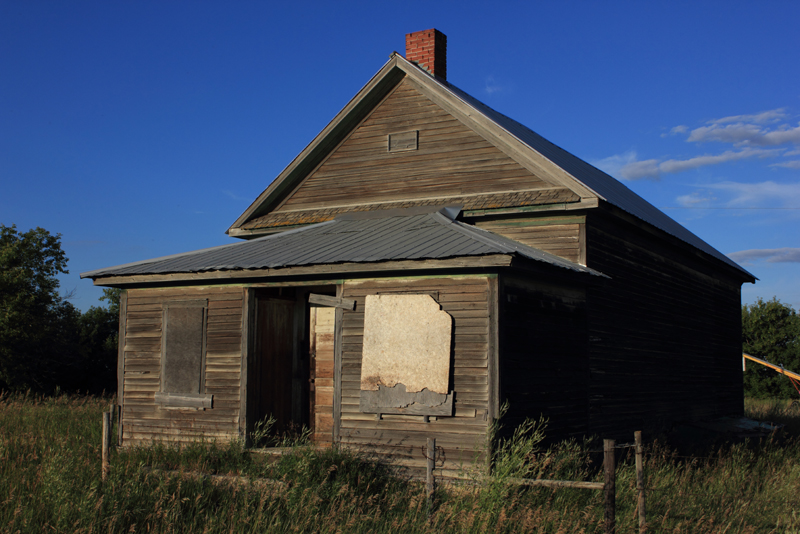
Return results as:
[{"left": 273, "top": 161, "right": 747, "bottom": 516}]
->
[
  {"left": 81, "top": 207, "right": 604, "bottom": 279},
  {"left": 435, "top": 78, "right": 755, "bottom": 279}
]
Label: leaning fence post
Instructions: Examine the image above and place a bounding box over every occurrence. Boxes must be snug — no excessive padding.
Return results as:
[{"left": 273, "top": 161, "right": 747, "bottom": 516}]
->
[
  {"left": 102, "top": 410, "right": 112, "bottom": 482},
  {"left": 635, "top": 431, "right": 646, "bottom": 533},
  {"left": 604, "top": 439, "right": 616, "bottom": 534},
  {"left": 426, "top": 437, "right": 435, "bottom": 516}
]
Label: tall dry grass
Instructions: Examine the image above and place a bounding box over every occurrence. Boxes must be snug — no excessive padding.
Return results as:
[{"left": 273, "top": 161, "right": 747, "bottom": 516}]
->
[{"left": 1, "top": 393, "right": 799, "bottom": 533}]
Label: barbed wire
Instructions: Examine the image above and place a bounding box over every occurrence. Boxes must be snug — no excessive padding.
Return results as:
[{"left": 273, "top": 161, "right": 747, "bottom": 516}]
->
[{"left": 420, "top": 444, "right": 446, "bottom": 468}]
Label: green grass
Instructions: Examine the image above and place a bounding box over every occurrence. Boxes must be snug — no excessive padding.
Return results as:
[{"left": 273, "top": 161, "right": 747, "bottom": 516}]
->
[{"left": 2, "top": 393, "right": 800, "bottom": 533}]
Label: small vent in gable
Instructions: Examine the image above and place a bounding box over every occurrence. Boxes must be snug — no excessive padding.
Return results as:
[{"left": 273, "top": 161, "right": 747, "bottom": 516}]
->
[{"left": 388, "top": 131, "right": 418, "bottom": 152}]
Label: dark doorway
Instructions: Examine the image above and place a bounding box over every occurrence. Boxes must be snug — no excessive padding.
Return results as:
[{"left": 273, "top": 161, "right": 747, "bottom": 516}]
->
[
  {"left": 251, "top": 285, "right": 338, "bottom": 442},
  {"left": 255, "top": 293, "right": 299, "bottom": 435}
]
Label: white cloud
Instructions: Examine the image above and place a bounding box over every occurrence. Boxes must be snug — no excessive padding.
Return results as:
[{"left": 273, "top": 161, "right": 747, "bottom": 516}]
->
[
  {"left": 591, "top": 150, "right": 640, "bottom": 177},
  {"left": 710, "top": 109, "right": 787, "bottom": 125},
  {"left": 223, "top": 190, "right": 250, "bottom": 202},
  {"left": 686, "top": 108, "right": 800, "bottom": 147},
  {"left": 617, "top": 148, "right": 781, "bottom": 180},
  {"left": 688, "top": 122, "right": 800, "bottom": 146},
  {"left": 484, "top": 75, "right": 503, "bottom": 95},
  {"left": 728, "top": 247, "right": 800, "bottom": 264},
  {"left": 620, "top": 159, "right": 661, "bottom": 180},
  {"left": 603, "top": 107, "right": 799, "bottom": 182},
  {"left": 676, "top": 192, "right": 717, "bottom": 208},
  {"left": 704, "top": 180, "right": 800, "bottom": 207},
  {"left": 771, "top": 161, "right": 800, "bottom": 169}
]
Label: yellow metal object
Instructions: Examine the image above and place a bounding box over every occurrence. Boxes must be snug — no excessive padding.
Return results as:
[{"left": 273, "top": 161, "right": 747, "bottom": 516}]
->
[{"left": 743, "top": 353, "right": 800, "bottom": 382}]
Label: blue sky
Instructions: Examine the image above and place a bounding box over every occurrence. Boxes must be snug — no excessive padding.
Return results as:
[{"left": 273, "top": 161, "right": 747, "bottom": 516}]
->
[{"left": 2, "top": 1, "right": 799, "bottom": 311}]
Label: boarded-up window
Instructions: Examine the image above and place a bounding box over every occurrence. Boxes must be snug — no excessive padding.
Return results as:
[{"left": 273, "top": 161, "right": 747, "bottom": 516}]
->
[
  {"left": 156, "top": 301, "right": 212, "bottom": 409},
  {"left": 359, "top": 294, "right": 454, "bottom": 416}
]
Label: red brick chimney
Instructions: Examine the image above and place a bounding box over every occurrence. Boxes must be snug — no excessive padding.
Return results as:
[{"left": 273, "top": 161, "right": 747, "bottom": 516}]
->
[{"left": 405, "top": 29, "right": 447, "bottom": 80}]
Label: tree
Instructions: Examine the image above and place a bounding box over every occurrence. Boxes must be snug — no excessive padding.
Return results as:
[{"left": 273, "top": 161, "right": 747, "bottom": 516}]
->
[
  {"left": 0, "top": 225, "right": 79, "bottom": 391},
  {"left": 75, "top": 288, "right": 121, "bottom": 393},
  {"left": 0, "top": 226, "right": 122, "bottom": 394},
  {"left": 742, "top": 297, "right": 800, "bottom": 398}
]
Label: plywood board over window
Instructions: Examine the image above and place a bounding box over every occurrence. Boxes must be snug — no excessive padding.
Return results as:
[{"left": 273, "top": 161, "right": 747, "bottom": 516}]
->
[
  {"left": 359, "top": 294, "right": 454, "bottom": 416},
  {"left": 155, "top": 300, "right": 213, "bottom": 409}
]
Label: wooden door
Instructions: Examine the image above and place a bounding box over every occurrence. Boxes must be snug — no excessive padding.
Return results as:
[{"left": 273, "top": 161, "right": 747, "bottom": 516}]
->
[{"left": 256, "top": 298, "right": 295, "bottom": 434}]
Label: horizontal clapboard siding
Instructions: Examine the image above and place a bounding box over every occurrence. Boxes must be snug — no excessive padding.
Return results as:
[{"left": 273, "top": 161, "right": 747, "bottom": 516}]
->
[
  {"left": 475, "top": 215, "right": 585, "bottom": 264},
  {"left": 276, "top": 78, "right": 560, "bottom": 212},
  {"left": 339, "top": 276, "right": 492, "bottom": 477},
  {"left": 585, "top": 211, "right": 743, "bottom": 437},
  {"left": 121, "top": 286, "right": 245, "bottom": 447}
]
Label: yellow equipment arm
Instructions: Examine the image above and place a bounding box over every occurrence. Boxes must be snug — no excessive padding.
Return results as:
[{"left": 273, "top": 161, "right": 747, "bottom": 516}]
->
[{"left": 743, "top": 353, "right": 800, "bottom": 382}]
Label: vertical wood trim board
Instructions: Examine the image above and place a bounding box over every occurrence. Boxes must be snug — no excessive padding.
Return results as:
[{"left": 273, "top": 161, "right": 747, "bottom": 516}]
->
[
  {"left": 116, "top": 290, "right": 128, "bottom": 444},
  {"left": 487, "top": 276, "right": 500, "bottom": 422},
  {"left": 333, "top": 284, "right": 344, "bottom": 444},
  {"left": 239, "top": 288, "right": 254, "bottom": 440}
]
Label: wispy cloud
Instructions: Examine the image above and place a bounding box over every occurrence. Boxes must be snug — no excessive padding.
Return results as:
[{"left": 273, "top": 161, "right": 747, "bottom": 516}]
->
[
  {"left": 484, "top": 75, "right": 503, "bottom": 95},
  {"left": 688, "top": 122, "right": 800, "bottom": 146},
  {"left": 617, "top": 148, "right": 780, "bottom": 180},
  {"left": 602, "top": 107, "right": 800, "bottom": 181},
  {"left": 676, "top": 192, "right": 717, "bottom": 208},
  {"left": 771, "top": 160, "right": 800, "bottom": 169},
  {"left": 223, "top": 190, "right": 250, "bottom": 202},
  {"left": 728, "top": 247, "right": 800, "bottom": 264},
  {"left": 591, "top": 150, "right": 639, "bottom": 177},
  {"left": 685, "top": 108, "right": 800, "bottom": 147},
  {"left": 704, "top": 180, "right": 800, "bottom": 207},
  {"left": 711, "top": 109, "right": 787, "bottom": 125}
]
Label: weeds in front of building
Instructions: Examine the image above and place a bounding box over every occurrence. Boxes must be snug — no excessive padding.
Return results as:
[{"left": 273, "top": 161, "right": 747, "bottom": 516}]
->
[{"left": 2, "top": 392, "right": 799, "bottom": 533}]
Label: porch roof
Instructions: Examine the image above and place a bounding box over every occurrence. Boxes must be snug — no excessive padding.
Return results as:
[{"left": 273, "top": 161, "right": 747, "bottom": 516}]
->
[{"left": 81, "top": 206, "right": 605, "bottom": 280}]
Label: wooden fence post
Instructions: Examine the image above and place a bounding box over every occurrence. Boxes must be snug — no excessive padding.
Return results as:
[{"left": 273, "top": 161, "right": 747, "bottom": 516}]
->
[
  {"left": 426, "top": 437, "right": 435, "bottom": 517},
  {"left": 604, "top": 439, "right": 616, "bottom": 534},
  {"left": 635, "top": 431, "right": 646, "bottom": 533},
  {"left": 102, "top": 411, "right": 112, "bottom": 482}
]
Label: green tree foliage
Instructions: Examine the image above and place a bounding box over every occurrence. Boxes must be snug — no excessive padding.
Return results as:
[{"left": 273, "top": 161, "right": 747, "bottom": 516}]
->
[
  {"left": 76, "top": 288, "right": 121, "bottom": 393},
  {"left": 742, "top": 297, "right": 800, "bottom": 398},
  {"left": 0, "top": 225, "right": 78, "bottom": 391},
  {"left": 0, "top": 225, "right": 120, "bottom": 393}
]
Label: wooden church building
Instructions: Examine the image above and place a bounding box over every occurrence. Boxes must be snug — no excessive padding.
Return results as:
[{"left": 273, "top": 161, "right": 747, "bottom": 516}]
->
[{"left": 83, "top": 29, "right": 755, "bottom": 473}]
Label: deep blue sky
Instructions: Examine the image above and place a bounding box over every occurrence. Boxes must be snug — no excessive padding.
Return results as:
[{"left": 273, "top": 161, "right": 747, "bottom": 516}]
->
[{"left": 2, "top": 1, "right": 799, "bottom": 311}]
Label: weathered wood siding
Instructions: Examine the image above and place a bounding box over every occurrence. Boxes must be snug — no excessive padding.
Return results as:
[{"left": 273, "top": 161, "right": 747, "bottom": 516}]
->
[
  {"left": 339, "top": 276, "right": 492, "bottom": 476},
  {"left": 475, "top": 215, "right": 585, "bottom": 264},
  {"left": 120, "top": 286, "right": 244, "bottom": 446},
  {"left": 585, "top": 211, "right": 744, "bottom": 437},
  {"left": 311, "top": 307, "right": 335, "bottom": 443},
  {"left": 275, "top": 78, "right": 560, "bottom": 212},
  {"left": 499, "top": 275, "right": 589, "bottom": 441}
]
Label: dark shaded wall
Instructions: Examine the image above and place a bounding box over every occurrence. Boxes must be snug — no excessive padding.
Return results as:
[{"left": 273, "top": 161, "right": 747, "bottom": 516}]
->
[
  {"left": 499, "top": 274, "right": 589, "bottom": 442},
  {"left": 585, "top": 209, "right": 745, "bottom": 438}
]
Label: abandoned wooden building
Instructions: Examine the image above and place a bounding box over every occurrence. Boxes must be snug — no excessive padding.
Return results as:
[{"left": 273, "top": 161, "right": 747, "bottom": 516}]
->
[{"left": 82, "top": 29, "right": 755, "bottom": 473}]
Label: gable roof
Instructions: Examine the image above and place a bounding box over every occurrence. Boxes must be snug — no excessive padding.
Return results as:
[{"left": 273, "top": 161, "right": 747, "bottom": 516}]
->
[
  {"left": 229, "top": 53, "right": 754, "bottom": 280},
  {"left": 81, "top": 207, "right": 603, "bottom": 281}
]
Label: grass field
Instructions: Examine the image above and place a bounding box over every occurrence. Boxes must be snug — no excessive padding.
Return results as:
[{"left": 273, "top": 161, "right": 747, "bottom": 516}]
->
[{"left": 1, "top": 394, "right": 799, "bottom": 533}]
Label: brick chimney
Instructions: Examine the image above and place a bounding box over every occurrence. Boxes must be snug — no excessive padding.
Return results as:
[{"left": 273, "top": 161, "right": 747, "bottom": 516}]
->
[{"left": 405, "top": 29, "right": 447, "bottom": 80}]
